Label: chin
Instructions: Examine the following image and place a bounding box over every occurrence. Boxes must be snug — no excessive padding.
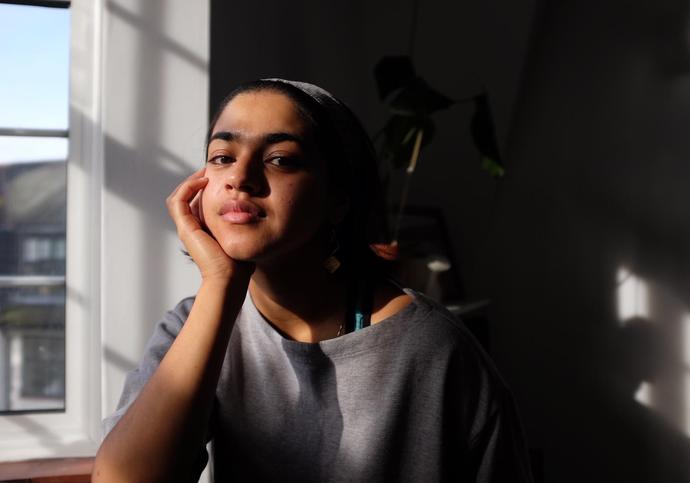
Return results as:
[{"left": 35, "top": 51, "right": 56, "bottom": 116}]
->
[
  {"left": 219, "top": 242, "right": 263, "bottom": 262},
  {"left": 218, "top": 235, "right": 284, "bottom": 263},
  {"left": 212, "top": 225, "right": 322, "bottom": 266},
  {"left": 220, "top": 239, "right": 313, "bottom": 268}
]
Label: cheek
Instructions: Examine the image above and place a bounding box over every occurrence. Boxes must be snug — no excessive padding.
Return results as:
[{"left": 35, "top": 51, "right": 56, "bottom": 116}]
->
[
  {"left": 201, "top": 175, "right": 224, "bottom": 220},
  {"left": 282, "top": 181, "right": 329, "bottom": 226}
]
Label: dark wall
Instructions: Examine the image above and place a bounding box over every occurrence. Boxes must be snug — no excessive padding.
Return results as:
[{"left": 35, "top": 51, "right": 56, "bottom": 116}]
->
[
  {"left": 207, "top": 0, "right": 690, "bottom": 481},
  {"left": 481, "top": 1, "right": 690, "bottom": 481},
  {"left": 209, "top": 0, "right": 535, "bottom": 295},
  {"left": 210, "top": 0, "right": 373, "bottom": 121}
]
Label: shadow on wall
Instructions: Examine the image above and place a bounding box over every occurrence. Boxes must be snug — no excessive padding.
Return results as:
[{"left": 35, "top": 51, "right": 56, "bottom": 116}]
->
[
  {"left": 481, "top": 0, "right": 690, "bottom": 481},
  {"left": 101, "top": 0, "right": 207, "bottom": 361}
]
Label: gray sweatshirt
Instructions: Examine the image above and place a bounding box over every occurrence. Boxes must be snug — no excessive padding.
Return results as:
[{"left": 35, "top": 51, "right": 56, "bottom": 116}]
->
[{"left": 104, "top": 289, "right": 533, "bottom": 482}]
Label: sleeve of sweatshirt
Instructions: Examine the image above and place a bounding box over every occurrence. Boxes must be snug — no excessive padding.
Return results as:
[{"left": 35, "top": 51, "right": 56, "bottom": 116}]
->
[
  {"left": 100, "top": 296, "right": 211, "bottom": 477},
  {"left": 101, "top": 297, "right": 195, "bottom": 437}
]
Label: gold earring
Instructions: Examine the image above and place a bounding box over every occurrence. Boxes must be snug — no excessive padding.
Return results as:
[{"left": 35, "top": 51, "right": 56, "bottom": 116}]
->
[{"left": 323, "top": 228, "right": 341, "bottom": 274}]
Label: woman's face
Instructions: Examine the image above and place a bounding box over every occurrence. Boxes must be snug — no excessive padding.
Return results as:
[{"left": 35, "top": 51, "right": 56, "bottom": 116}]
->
[{"left": 201, "top": 90, "right": 344, "bottom": 264}]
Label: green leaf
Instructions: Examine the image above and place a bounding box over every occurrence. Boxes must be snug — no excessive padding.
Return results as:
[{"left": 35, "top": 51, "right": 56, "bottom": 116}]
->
[
  {"left": 378, "top": 115, "right": 435, "bottom": 169},
  {"left": 481, "top": 155, "right": 505, "bottom": 177},
  {"left": 471, "top": 92, "right": 505, "bottom": 176},
  {"left": 389, "top": 77, "right": 455, "bottom": 116}
]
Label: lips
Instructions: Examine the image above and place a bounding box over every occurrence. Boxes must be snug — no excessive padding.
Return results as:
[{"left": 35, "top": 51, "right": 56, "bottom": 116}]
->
[{"left": 219, "top": 199, "right": 264, "bottom": 224}]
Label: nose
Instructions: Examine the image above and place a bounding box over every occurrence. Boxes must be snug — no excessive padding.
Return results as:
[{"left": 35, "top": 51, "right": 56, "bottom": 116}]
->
[{"left": 224, "top": 157, "right": 263, "bottom": 195}]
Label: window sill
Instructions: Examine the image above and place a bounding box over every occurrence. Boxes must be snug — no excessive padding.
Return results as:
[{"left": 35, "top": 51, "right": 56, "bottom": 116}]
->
[{"left": 0, "top": 457, "right": 93, "bottom": 482}]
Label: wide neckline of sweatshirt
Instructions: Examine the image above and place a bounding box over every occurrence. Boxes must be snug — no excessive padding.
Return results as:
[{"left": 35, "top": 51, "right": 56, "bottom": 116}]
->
[{"left": 242, "top": 287, "right": 439, "bottom": 363}]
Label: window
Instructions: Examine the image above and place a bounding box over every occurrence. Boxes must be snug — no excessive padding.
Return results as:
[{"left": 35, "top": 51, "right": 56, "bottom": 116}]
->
[
  {"left": 0, "top": 1, "right": 70, "bottom": 413},
  {"left": 1, "top": 0, "right": 209, "bottom": 464},
  {"left": 0, "top": 0, "right": 102, "bottom": 461}
]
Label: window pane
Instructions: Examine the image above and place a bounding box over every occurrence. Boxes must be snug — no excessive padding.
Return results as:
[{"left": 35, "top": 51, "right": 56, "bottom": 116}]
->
[
  {"left": 0, "top": 3, "right": 70, "bottom": 130},
  {"left": 0, "top": 144, "right": 66, "bottom": 412},
  {"left": 0, "top": 285, "right": 65, "bottom": 412},
  {"left": 0, "top": 136, "right": 68, "bottom": 165}
]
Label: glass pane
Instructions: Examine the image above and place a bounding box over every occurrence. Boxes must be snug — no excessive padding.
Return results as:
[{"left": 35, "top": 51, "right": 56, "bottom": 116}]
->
[
  {"left": 0, "top": 135, "right": 68, "bottom": 165},
  {"left": 0, "top": 285, "right": 65, "bottom": 412},
  {"left": 0, "top": 142, "right": 67, "bottom": 412},
  {"left": 0, "top": 3, "right": 70, "bottom": 130}
]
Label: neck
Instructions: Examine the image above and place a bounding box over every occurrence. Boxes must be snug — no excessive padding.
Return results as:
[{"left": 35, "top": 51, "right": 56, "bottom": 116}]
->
[{"left": 249, "top": 255, "right": 348, "bottom": 343}]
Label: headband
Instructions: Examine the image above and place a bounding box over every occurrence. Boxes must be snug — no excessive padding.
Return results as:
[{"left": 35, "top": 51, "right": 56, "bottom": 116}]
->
[{"left": 262, "top": 78, "right": 377, "bottom": 178}]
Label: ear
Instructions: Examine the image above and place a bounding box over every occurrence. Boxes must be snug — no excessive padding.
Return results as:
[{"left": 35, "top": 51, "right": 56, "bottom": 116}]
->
[{"left": 328, "top": 192, "right": 350, "bottom": 225}]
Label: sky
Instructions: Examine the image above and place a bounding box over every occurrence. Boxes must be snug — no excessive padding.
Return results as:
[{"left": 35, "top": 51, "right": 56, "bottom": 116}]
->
[{"left": 0, "top": 3, "right": 69, "bottom": 164}]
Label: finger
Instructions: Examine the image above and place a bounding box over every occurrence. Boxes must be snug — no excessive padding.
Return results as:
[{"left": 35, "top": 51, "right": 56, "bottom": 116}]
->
[
  {"left": 198, "top": 188, "right": 206, "bottom": 226},
  {"left": 170, "top": 176, "right": 208, "bottom": 205},
  {"left": 168, "top": 178, "right": 208, "bottom": 225},
  {"left": 168, "top": 167, "right": 207, "bottom": 199},
  {"left": 184, "top": 166, "right": 206, "bottom": 181},
  {"left": 190, "top": 188, "right": 203, "bottom": 220}
]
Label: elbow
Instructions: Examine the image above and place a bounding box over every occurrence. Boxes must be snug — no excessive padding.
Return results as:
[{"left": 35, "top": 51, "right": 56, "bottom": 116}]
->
[
  {"left": 91, "top": 445, "right": 124, "bottom": 483},
  {"left": 92, "top": 439, "right": 140, "bottom": 483}
]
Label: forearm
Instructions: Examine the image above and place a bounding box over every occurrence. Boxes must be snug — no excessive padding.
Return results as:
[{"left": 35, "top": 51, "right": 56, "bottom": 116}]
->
[{"left": 93, "top": 273, "right": 249, "bottom": 482}]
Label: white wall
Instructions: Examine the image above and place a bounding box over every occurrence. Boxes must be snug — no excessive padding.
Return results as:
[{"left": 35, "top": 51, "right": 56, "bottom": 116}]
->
[
  {"left": 100, "top": 0, "right": 208, "bottom": 433},
  {"left": 100, "top": 1, "right": 211, "bottom": 479}
]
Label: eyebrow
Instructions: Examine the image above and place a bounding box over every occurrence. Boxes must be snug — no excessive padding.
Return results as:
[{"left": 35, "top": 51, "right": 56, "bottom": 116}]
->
[{"left": 209, "top": 130, "right": 305, "bottom": 146}]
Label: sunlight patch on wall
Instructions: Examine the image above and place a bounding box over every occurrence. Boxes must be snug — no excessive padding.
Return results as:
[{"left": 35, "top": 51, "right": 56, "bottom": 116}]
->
[
  {"left": 685, "top": 373, "right": 690, "bottom": 438},
  {"left": 616, "top": 267, "right": 650, "bottom": 325},
  {"left": 616, "top": 267, "right": 690, "bottom": 438},
  {"left": 634, "top": 380, "right": 653, "bottom": 408},
  {"left": 682, "top": 314, "right": 690, "bottom": 437},
  {"left": 683, "top": 315, "right": 690, "bottom": 368}
]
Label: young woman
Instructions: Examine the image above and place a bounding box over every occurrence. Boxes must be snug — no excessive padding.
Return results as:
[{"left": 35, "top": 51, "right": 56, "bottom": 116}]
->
[{"left": 93, "top": 79, "right": 533, "bottom": 482}]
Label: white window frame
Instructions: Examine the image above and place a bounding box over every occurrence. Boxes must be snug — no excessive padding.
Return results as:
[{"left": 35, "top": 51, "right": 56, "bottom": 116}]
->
[{"left": 0, "top": 0, "right": 104, "bottom": 461}]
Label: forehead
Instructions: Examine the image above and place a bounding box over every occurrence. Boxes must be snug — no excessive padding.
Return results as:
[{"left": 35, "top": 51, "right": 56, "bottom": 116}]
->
[{"left": 212, "top": 90, "right": 307, "bottom": 137}]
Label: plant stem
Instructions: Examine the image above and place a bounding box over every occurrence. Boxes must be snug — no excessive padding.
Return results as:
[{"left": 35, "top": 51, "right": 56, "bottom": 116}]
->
[{"left": 391, "top": 128, "right": 424, "bottom": 243}]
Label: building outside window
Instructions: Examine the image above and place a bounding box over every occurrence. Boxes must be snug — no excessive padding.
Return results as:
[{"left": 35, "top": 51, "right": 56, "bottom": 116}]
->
[{"left": 0, "top": 1, "right": 70, "bottom": 413}]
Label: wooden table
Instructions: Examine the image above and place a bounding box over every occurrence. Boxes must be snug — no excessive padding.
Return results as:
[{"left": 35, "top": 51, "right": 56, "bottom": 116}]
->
[{"left": 0, "top": 457, "right": 93, "bottom": 482}]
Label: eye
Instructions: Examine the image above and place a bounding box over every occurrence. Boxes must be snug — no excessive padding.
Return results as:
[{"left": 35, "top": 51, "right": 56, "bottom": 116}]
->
[
  {"left": 207, "top": 155, "right": 234, "bottom": 165},
  {"left": 265, "top": 156, "right": 302, "bottom": 168}
]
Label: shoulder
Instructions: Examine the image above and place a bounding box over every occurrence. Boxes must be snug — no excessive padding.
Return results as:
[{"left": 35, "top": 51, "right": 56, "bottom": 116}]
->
[
  {"left": 391, "top": 287, "right": 485, "bottom": 354},
  {"left": 102, "top": 296, "right": 196, "bottom": 435},
  {"left": 395, "top": 288, "right": 512, "bottom": 398},
  {"left": 138, "top": 296, "right": 197, "bottom": 360},
  {"left": 168, "top": 296, "right": 196, "bottom": 321},
  {"left": 397, "top": 293, "right": 533, "bottom": 480},
  {"left": 155, "top": 296, "right": 196, "bottom": 338},
  {"left": 374, "top": 288, "right": 518, "bottom": 432},
  {"left": 371, "top": 280, "right": 414, "bottom": 324}
]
